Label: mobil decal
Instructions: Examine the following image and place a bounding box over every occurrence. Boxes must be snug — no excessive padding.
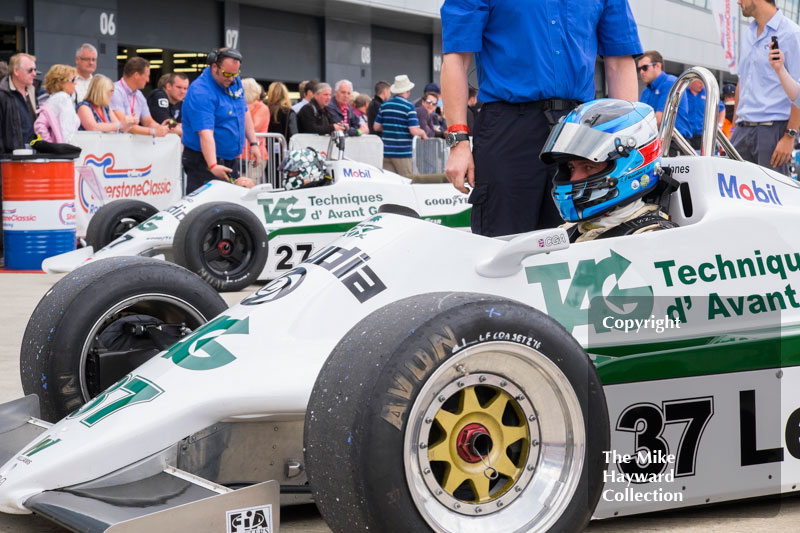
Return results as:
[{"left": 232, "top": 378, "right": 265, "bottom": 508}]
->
[
  {"left": 84, "top": 153, "right": 152, "bottom": 179},
  {"left": 342, "top": 168, "right": 372, "bottom": 178},
  {"left": 717, "top": 173, "right": 782, "bottom": 206}
]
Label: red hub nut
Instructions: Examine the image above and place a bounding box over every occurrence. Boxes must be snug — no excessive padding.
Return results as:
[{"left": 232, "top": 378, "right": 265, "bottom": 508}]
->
[{"left": 456, "top": 423, "right": 492, "bottom": 463}]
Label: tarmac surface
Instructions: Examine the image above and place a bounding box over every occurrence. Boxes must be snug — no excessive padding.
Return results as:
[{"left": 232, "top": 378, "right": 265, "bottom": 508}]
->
[{"left": 0, "top": 272, "right": 799, "bottom": 532}]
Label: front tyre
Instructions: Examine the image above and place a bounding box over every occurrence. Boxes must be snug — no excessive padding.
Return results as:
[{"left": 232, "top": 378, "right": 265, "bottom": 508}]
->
[
  {"left": 305, "top": 292, "right": 608, "bottom": 533},
  {"left": 20, "top": 257, "right": 228, "bottom": 422},
  {"left": 85, "top": 199, "right": 158, "bottom": 250},
  {"left": 173, "top": 202, "right": 268, "bottom": 292}
]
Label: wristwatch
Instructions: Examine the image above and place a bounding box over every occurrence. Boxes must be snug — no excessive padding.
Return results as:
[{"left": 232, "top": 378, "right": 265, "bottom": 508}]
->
[
  {"left": 786, "top": 128, "right": 798, "bottom": 138},
  {"left": 445, "top": 131, "right": 470, "bottom": 148}
]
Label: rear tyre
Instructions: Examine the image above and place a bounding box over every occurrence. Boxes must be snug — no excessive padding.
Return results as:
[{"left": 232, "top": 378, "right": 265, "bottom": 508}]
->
[
  {"left": 20, "top": 257, "right": 227, "bottom": 422},
  {"left": 85, "top": 199, "right": 158, "bottom": 250},
  {"left": 173, "top": 202, "right": 268, "bottom": 292},
  {"left": 305, "top": 292, "right": 608, "bottom": 533}
]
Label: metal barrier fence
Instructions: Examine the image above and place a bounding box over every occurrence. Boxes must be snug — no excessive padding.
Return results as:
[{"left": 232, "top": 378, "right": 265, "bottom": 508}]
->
[
  {"left": 412, "top": 137, "right": 449, "bottom": 175},
  {"left": 237, "top": 133, "right": 451, "bottom": 186},
  {"left": 236, "top": 132, "right": 288, "bottom": 188},
  {"left": 289, "top": 133, "right": 384, "bottom": 169}
]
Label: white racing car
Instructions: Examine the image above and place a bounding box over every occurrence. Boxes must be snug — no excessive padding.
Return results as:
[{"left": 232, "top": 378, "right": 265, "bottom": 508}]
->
[
  {"left": 1, "top": 69, "right": 798, "bottom": 532},
  {"left": 44, "top": 133, "right": 470, "bottom": 291}
]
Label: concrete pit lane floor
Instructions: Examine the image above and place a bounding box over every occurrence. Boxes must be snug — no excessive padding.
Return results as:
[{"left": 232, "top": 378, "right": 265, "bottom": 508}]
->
[{"left": 1, "top": 272, "right": 799, "bottom": 533}]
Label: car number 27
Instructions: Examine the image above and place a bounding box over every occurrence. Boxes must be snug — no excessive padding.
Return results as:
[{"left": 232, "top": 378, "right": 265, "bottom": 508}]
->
[{"left": 275, "top": 243, "right": 314, "bottom": 270}]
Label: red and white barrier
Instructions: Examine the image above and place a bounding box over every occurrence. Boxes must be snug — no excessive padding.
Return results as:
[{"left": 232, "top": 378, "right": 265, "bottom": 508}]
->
[{"left": 67, "top": 132, "right": 183, "bottom": 236}]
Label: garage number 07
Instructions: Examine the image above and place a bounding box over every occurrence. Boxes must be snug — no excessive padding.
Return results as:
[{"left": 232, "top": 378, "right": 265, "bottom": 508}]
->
[{"left": 616, "top": 397, "right": 714, "bottom": 478}]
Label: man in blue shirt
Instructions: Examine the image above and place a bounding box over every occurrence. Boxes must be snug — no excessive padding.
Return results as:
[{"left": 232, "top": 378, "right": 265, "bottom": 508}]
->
[
  {"left": 637, "top": 50, "right": 693, "bottom": 152},
  {"left": 732, "top": 0, "right": 800, "bottom": 176},
  {"left": 441, "top": 0, "right": 642, "bottom": 237},
  {"left": 686, "top": 79, "right": 726, "bottom": 150},
  {"left": 182, "top": 48, "right": 262, "bottom": 193},
  {"left": 373, "top": 74, "right": 428, "bottom": 177}
]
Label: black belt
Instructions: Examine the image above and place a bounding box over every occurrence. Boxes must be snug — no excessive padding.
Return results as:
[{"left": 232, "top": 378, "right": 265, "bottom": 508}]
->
[
  {"left": 484, "top": 99, "right": 582, "bottom": 111},
  {"left": 738, "top": 121, "right": 775, "bottom": 127}
]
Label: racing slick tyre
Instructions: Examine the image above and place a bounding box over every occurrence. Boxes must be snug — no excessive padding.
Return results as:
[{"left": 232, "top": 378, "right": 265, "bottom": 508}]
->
[
  {"left": 173, "top": 202, "right": 268, "bottom": 292},
  {"left": 85, "top": 199, "right": 158, "bottom": 250},
  {"left": 305, "top": 292, "right": 608, "bottom": 533},
  {"left": 20, "top": 257, "right": 227, "bottom": 422}
]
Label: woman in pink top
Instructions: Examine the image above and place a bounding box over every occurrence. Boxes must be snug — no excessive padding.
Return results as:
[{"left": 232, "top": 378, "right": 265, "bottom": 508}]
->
[{"left": 241, "top": 78, "right": 269, "bottom": 160}]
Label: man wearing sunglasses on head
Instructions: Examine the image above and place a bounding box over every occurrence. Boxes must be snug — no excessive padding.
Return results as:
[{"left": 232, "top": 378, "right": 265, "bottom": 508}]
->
[
  {"left": 182, "top": 47, "right": 262, "bottom": 193},
  {"left": 0, "top": 53, "right": 39, "bottom": 153},
  {"left": 637, "top": 50, "right": 692, "bottom": 154}
]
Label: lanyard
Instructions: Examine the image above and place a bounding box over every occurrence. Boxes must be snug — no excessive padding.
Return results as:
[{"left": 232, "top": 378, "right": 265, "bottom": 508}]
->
[
  {"left": 120, "top": 78, "right": 136, "bottom": 115},
  {"left": 91, "top": 104, "right": 108, "bottom": 123}
]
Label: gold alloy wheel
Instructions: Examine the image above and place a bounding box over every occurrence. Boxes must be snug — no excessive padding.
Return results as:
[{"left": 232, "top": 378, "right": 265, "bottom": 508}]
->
[
  {"left": 427, "top": 383, "right": 532, "bottom": 503},
  {"left": 404, "top": 341, "right": 585, "bottom": 532}
]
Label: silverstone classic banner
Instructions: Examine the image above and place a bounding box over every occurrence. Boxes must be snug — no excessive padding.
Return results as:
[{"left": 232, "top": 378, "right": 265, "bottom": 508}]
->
[{"left": 67, "top": 132, "right": 183, "bottom": 236}]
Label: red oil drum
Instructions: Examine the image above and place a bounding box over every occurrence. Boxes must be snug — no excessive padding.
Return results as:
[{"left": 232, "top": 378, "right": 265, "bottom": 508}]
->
[{"left": 2, "top": 159, "right": 76, "bottom": 270}]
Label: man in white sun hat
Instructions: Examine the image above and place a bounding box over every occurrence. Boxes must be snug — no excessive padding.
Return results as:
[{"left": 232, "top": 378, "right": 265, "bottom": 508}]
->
[{"left": 373, "top": 74, "right": 428, "bottom": 176}]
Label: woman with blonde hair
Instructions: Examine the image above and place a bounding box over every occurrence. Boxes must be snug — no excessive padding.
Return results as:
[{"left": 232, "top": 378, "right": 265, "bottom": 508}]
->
[
  {"left": 34, "top": 64, "right": 80, "bottom": 141},
  {"left": 76, "top": 74, "right": 133, "bottom": 133},
  {"left": 267, "top": 81, "right": 298, "bottom": 140},
  {"left": 241, "top": 77, "right": 269, "bottom": 160}
]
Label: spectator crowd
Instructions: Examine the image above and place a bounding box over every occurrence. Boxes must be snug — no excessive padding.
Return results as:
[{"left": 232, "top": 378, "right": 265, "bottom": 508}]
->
[{"left": 0, "top": 43, "right": 451, "bottom": 183}]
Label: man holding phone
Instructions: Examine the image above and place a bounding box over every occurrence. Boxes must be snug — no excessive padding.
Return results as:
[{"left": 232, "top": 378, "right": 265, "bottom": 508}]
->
[{"left": 733, "top": 0, "right": 800, "bottom": 175}]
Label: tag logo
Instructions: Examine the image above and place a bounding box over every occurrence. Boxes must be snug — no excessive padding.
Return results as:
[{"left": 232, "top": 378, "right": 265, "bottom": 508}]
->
[
  {"left": 258, "top": 196, "right": 306, "bottom": 223},
  {"left": 526, "top": 250, "right": 653, "bottom": 333}
]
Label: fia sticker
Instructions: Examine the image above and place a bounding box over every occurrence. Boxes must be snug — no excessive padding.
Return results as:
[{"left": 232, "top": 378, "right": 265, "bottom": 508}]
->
[{"left": 227, "top": 504, "right": 273, "bottom": 533}]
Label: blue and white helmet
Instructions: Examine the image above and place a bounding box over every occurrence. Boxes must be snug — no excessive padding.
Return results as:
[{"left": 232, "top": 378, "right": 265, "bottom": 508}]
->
[{"left": 541, "top": 99, "right": 662, "bottom": 222}]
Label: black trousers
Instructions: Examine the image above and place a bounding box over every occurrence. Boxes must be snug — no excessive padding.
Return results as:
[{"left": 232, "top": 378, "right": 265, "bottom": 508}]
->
[
  {"left": 469, "top": 101, "right": 573, "bottom": 237},
  {"left": 182, "top": 147, "right": 240, "bottom": 194}
]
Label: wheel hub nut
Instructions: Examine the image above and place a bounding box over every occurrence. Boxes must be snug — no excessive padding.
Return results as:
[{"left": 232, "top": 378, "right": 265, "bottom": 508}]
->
[
  {"left": 456, "top": 423, "right": 492, "bottom": 463},
  {"left": 218, "top": 241, "right": 232, "bottom": 255}
]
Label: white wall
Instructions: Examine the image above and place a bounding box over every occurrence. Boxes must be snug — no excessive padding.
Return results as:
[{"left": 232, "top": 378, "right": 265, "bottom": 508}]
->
[
  {"left": 339, "top": 0, "right": 443, "bottom": 18},
  {"left": 632, "top": 0, "right": 732, "bottom": 71}
]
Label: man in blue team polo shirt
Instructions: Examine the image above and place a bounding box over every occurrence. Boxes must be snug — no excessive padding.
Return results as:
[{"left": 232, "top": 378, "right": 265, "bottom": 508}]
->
[
  {"left": 182, "top": 48, "right": 262, "bottom": 193},
  {"left": 441, "top": 0, "right": 642, "bottom": 237},
  {"left": 637, "top": 50, "right": 693, "bottom": 152},
  {"left": 686, "top": 79, "right": 726, "bottom": 151}
]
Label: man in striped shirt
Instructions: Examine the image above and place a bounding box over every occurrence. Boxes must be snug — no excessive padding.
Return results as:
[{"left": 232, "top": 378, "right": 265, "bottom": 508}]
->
[{"left": 374, "top": 74, "right": 428, "bottom": 177}]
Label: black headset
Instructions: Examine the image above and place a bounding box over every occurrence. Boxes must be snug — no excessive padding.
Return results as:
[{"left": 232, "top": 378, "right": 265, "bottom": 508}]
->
[{"left": 207, "top": 47, "right": 242, "bottom": 66}]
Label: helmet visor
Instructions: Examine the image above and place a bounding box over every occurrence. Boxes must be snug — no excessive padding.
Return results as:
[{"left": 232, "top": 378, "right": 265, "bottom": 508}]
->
[{"left": 541, "top": 121, "right": 617, "bottom": 164}]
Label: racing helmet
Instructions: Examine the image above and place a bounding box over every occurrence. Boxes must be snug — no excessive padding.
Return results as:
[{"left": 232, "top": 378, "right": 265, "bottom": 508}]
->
[
  {"left": 541, "top": 99, "right": 662, "bottom": 222},
  {"left": 281, "top": 147, "right": 327, "bottom": 190}
]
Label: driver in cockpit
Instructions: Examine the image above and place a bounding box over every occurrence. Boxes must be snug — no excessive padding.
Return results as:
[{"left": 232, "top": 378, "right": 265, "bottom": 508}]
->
[{"left": 540, "top": 98, "right": 678, "bottom": 242}]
